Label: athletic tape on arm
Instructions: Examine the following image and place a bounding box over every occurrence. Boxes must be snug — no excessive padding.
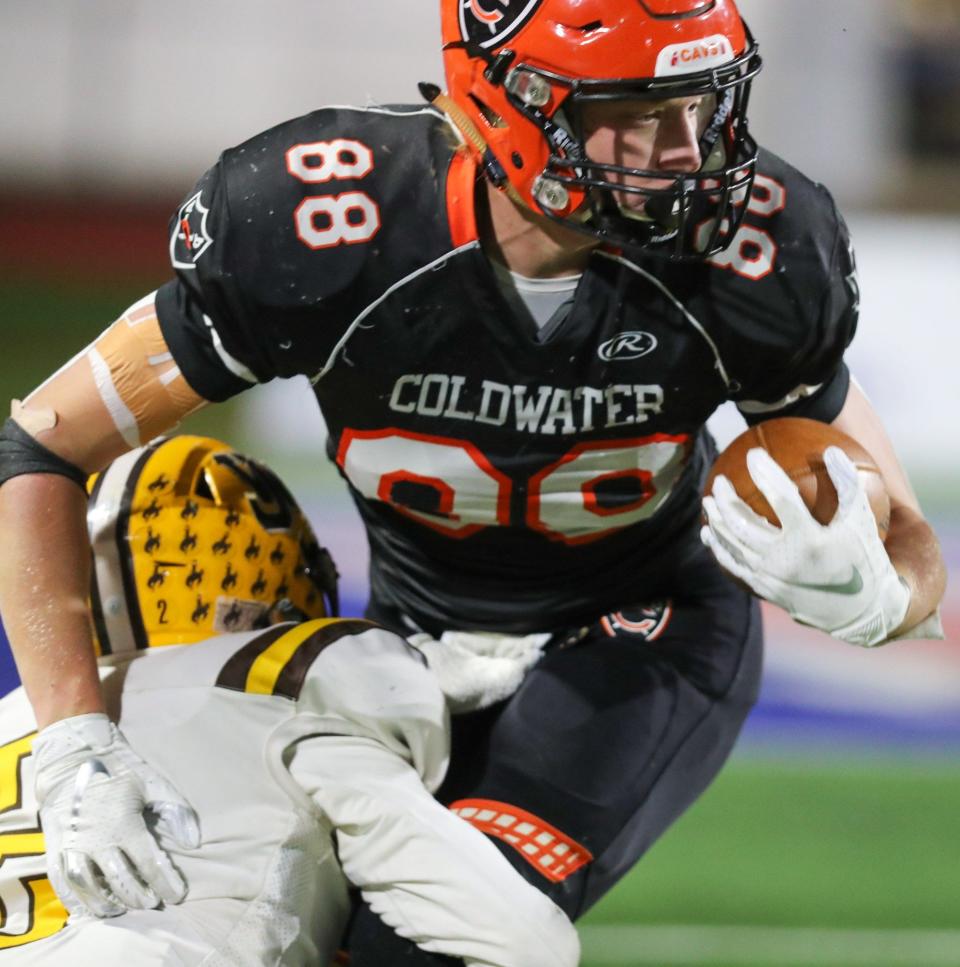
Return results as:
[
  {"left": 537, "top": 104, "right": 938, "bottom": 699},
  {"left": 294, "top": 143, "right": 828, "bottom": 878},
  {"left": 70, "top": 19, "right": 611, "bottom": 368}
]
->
[{"left": 88, "top": 293, "right": 204, "bottom": 447}]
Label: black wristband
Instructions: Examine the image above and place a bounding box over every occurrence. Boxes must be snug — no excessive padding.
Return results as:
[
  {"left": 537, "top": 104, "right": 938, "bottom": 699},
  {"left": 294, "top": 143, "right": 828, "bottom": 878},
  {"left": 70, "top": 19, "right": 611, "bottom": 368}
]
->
[{"left": 0, "top": 418, "right": 88, "bottom": 490}]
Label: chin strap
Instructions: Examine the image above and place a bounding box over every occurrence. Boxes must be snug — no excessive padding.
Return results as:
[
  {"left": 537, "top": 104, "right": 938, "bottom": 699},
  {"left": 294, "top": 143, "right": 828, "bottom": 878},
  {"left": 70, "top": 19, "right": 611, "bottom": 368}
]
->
[{"left": 419, "top": 83, "right": 529, "bottom": 210}]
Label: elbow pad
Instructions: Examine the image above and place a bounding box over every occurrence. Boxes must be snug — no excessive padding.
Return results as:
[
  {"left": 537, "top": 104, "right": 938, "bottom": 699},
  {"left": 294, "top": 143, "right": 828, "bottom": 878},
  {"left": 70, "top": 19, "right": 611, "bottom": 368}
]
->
[{"left": 0, "top": 418, "right": 87, "bottom": 490}]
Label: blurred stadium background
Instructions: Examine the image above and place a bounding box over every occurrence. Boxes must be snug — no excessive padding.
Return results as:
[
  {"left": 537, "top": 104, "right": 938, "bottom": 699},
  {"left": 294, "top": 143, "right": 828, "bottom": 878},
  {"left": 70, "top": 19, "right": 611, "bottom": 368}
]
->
[{"left": 1, "top": 2, "right": 958, "bottom": 963}]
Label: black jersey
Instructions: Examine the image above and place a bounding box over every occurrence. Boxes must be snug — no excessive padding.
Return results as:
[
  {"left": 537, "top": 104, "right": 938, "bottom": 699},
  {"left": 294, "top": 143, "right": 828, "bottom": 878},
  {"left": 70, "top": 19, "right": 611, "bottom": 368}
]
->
[{"left": 156, "top": 104, "right": 858, "bottom": 633}]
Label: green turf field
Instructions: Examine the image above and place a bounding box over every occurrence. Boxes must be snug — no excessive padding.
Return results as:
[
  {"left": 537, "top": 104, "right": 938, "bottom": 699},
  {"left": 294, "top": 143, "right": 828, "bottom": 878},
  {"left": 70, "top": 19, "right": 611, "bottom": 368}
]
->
[{"left": 578, "top": 755, "right": 960, "bottom": 967}]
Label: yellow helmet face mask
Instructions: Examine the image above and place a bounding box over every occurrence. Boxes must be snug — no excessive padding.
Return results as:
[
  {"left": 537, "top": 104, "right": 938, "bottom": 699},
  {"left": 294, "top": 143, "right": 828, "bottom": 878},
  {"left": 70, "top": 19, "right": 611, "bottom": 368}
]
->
[{"left": 87, "top": 435, "right": 338, "bottom": 654}]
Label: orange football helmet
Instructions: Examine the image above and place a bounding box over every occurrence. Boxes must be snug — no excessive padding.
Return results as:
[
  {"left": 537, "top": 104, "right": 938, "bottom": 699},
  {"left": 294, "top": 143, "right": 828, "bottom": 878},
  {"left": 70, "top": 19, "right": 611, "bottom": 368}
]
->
[{"left": 439, "top": 0, "right": 762, "bottom": 258}]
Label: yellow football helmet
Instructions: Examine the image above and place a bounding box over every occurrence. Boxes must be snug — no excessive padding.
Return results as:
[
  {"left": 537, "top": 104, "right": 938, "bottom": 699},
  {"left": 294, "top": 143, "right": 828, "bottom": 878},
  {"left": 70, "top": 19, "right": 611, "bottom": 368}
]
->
[{"left": 86, "top": 435, "right": 338, "bottom": 654}]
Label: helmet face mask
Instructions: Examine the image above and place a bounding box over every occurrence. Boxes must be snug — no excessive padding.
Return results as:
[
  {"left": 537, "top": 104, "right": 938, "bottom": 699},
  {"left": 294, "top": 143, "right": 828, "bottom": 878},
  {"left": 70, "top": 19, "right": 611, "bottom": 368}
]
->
[
  {"left": 441, "top": 0, "right": 762, "bottom": 260},
  {"left": 87, "top": 436, "right": 338, "bottom": 655}
]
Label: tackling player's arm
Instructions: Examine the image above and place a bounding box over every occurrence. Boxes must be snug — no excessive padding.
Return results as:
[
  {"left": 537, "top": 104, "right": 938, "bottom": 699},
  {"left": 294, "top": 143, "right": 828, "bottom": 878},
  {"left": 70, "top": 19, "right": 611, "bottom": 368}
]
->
[
  {"left": 2, "top": 107, "right": 393, "bottom": 726},
  {"left": 0, "top": 293, "right": 205, "bottom": 727},
  {"left": 831, "top": 379, "right": 947, "bottom": 636},
  {"left": 0, "top": 295, "right": 207, "bottom": 916},
  {"left": 0, "top": 112, "right": 382, "bottom": 914}
]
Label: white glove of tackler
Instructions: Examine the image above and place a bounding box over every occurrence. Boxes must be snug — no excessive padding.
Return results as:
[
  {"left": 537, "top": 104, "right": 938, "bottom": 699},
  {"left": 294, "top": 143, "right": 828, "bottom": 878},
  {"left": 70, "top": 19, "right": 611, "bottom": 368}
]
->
[{"left": 34, "top": 712, "right": 200, "bottom": 918}]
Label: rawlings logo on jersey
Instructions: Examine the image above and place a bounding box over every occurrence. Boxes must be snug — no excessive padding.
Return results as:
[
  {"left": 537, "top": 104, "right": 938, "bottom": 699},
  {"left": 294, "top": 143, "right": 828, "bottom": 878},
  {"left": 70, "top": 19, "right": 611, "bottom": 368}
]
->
[
  {"left": 597, "top": 331, "right": 658, "bottom": 362},
  {"left": 459, "top": 0, "right": 544, "bottom": 50},
  {"left": 170, "top": 191, "right": 214, "bottom": 270}
]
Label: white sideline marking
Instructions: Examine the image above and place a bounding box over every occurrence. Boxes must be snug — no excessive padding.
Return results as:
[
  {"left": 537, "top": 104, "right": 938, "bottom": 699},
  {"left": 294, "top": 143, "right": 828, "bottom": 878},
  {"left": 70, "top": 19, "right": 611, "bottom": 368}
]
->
[{"left": 578, "top": 924, "right": 960, "bottom": 965}]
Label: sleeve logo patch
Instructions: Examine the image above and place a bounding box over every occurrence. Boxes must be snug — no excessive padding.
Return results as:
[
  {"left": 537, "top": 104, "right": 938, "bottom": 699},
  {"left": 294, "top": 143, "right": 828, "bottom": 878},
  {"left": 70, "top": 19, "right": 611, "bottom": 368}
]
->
[{"left": 170, "top": 191, "right": 214, "bottom": 270}]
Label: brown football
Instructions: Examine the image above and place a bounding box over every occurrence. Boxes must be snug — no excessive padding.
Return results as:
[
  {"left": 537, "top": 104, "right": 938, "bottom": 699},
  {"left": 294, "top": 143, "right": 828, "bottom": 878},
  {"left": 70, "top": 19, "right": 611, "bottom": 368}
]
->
[{"left": 704, "top": 417, "right": 890, "bottom": 540}]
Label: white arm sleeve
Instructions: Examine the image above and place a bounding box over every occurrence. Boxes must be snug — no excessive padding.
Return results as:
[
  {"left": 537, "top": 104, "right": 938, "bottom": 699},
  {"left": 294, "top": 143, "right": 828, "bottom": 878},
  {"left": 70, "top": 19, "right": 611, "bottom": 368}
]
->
[
  {"left": 294, "top": 626, "right": 451, "bottom": 792},
  {"left": 288, "top": 735, "right": 579, "bottom": 967}
]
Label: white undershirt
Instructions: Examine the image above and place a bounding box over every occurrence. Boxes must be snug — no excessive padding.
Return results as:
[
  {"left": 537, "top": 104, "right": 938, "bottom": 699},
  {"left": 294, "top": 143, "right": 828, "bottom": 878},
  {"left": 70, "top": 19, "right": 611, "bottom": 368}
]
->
[{"left": 490, "top": 261, "right": 582, "bottom": 333}]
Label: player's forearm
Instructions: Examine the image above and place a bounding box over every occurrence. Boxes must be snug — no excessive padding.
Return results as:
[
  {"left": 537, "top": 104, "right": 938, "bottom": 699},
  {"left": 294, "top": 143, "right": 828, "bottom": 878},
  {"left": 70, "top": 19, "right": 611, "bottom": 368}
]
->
[
  {"left": 885, "top": 503, "right": 947, "bottom": 636},
  {"left": 0, "top": 473, "right": 104, "bottom": 726},
  {"left": 294, "top": 735, "right": 580, "bottom": 967}
]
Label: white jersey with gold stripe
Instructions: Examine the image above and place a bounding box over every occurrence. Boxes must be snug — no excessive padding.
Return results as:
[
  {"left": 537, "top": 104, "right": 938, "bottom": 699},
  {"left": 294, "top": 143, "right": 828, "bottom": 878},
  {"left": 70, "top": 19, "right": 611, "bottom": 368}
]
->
[{"left": 0, "top": 619, "right": 579, "bottom": 967}]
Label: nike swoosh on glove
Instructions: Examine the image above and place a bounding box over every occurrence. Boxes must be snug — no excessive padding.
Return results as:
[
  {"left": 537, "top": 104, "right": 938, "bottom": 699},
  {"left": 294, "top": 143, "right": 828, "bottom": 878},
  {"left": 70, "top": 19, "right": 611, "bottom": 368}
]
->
[
  {"left": 33, "top": 713, "right": 200, "bottom": 918},
  {"left": 701, "top": 446, "right": 910, "bottom": 647}
]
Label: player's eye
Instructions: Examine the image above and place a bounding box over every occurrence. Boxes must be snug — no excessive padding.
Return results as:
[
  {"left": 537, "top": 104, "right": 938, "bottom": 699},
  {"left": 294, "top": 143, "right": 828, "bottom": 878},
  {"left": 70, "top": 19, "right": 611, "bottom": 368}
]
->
[{"left": 618, "top": 106, "right": 660, "bottom": 126}]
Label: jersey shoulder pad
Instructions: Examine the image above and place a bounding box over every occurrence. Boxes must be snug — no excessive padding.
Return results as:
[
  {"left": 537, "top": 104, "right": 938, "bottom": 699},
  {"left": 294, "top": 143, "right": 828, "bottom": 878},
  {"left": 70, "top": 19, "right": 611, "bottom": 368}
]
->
[
  {"left": 111, "top": 632, "right": 262, "bottom": 693},
  {"left": 215, "top": 105, "right": 461, "bottom": 300},
  {"left": 213, "top": 618, "right": 380, "bottom": 700},
  {"left": 707, "top": 151, "right": 854, "bottom": 352},
  {"left": 751, "top": 147, "right": 847, "bottom": 279},
  {"left": 170, "top": 105, "right": 460, "bottom": 299},
  {"left": 676, "top": 148, "right": 857, "bottom": 414},
  {"left": 163, "top": 105, "right": 463, "bottom": 383},
  {"left": 106, "top": 622, "right": 368, "bottom": 698},
  {"left": 698, "top": 147, "right": 848, "bottom": 297}
]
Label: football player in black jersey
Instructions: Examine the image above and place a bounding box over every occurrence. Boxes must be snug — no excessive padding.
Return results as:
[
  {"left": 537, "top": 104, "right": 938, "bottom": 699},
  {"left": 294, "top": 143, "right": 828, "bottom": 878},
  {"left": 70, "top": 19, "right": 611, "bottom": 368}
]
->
[{"left": 0, "top": 0, "right": 946, "bottom": 963}]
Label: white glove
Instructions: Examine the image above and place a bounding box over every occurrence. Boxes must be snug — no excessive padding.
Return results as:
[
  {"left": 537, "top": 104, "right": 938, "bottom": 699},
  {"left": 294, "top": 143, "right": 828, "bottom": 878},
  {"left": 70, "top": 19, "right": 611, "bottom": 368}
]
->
[
  {"left": 33, "top": 713, "right": 200, "bottom": 918},
  {"left": 701, "top": 446, "right": 910, "bottom": 647},
  {"left": 409, "top": 630, "right": 550, "bottom": 713}
]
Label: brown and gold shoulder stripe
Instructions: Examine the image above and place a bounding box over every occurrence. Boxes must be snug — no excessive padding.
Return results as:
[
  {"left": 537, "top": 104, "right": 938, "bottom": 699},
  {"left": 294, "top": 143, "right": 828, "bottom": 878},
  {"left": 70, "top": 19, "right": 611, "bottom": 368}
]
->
[{"left": 215, "top": 618, "right": 378, "bottom": 700}]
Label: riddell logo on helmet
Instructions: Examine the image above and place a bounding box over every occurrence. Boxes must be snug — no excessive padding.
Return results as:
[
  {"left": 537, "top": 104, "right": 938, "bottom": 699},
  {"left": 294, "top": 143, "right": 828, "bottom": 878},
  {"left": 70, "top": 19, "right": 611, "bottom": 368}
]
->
[{"left": 655, "top": 35, "right": 735, "bottom": 77}]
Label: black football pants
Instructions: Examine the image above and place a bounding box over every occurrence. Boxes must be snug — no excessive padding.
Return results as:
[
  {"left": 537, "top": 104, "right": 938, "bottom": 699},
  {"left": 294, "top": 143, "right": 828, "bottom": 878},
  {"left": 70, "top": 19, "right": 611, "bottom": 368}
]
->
[{"left": 348, "top": 549, "right": 763, "bottom": 963}]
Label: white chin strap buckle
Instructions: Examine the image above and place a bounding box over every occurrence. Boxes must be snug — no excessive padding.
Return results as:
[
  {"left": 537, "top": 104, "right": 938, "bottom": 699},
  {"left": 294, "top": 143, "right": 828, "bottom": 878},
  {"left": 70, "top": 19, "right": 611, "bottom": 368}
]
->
[{"left": 533, "top": 177, "right": 570, "bottom": 212}]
